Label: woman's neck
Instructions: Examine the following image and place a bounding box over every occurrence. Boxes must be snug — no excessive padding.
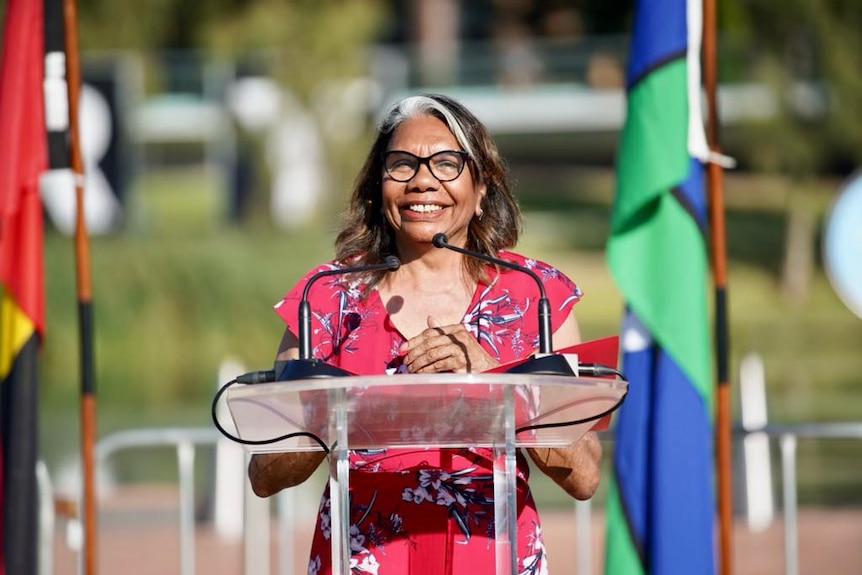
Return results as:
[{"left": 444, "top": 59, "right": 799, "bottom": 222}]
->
[
  {"left": 387, "top": 250, "right": 469, "bottom": 291},
  {"left": 377, "top": 253, "right": 477, "bottom": 338}
]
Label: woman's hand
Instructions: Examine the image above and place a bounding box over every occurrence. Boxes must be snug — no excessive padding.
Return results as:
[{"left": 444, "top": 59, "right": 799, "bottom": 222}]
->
[
  {"left": 248, "top": 451, "right": 326, "bottom": 497},
  {"left": 247, "top": 327, "right": 327, "bottom": 497},
  {"left": 527, "top": 432, "right": 602, "bottom": 500},
  {"left": 399, "top": 316, "right": 499, "bottom": 373}
]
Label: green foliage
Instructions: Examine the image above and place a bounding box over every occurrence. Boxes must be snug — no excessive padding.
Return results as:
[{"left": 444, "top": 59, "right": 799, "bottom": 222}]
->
[
  {"left": 726, "top": 1, "right": 862, "bottom": 175},
  {"left": 202, "top": 1, "right": 384, "bottom": 88},
  {"left": 811, "top": 6, "right": 862, "bottom": 165},
  {"left": 201, "top": 1, "right": 387, "bottom": 213},
  {"left": 76, "top": 0, "right": 182, "bottom": 51}
]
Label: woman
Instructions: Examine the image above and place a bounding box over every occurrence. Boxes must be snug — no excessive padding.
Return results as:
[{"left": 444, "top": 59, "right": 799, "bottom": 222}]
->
[{"left": 249, "top": 93, "right": 602, "bottom": 575}]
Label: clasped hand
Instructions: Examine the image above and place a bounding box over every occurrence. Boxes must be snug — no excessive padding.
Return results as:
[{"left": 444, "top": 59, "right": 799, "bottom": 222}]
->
[{"left": 399, "top": 316, "right": 499, "bottom": 373}]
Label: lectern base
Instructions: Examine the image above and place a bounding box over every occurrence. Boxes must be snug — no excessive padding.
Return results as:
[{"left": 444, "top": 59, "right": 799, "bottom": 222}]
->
[
  {"left": 315, "top": 452, "right": 542, "bottom": 575},
  {"left": 227, "top": 371, "right": 626, "bottom": 575}
]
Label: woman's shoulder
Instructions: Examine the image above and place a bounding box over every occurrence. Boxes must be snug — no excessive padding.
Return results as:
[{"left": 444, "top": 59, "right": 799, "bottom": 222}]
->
[
  {"left": 496, "top": 250, "right": 548, "bottom": 267},
  {"left": 495, "top": 250, "right": 570, "bottom": 279},
  {"left": 493, "top": 250, "right": 582, "bottom": 299},
  {"left": 294, "top": 257, "right": 366, "bottom": 285},
  {"left": 287, "top": 257, "right": 376, "bottom": 301},
  {"left": 300, "top": 258, "right": 348, "bottom": 276}
]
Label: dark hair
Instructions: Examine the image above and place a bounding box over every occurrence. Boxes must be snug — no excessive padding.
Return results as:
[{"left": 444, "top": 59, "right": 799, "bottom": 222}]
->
[{"left": 334, "top": 93, "right": 522, "bottom": 287}]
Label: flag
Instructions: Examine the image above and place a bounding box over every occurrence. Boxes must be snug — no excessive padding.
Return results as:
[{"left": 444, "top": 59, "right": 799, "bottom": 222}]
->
[
  {"left": 0, "top": 0, "right": 48, "bottom": 573},
  {"left": 604, "top": 0, "right": 715, "bottom": 574}
]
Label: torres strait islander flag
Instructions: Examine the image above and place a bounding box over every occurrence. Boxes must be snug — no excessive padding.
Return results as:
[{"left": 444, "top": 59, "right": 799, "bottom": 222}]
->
[{"left": 604, "top": 0, "right": 715, "bottom": 574}]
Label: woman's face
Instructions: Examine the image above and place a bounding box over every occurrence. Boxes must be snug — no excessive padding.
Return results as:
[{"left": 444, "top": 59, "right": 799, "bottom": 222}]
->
[{"left": 381, "top": 115, "right": 486, "bottom": 250}]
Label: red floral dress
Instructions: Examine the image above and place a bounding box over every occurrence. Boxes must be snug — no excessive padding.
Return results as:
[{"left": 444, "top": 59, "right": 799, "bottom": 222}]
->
[{"left": 274, "top": 251, "right": 582, "bottom": 575}]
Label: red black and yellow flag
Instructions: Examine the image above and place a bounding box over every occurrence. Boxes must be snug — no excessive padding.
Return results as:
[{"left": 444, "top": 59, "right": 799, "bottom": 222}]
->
[{"left": 0, "top": 0, "right": 48, "bottom": 572}]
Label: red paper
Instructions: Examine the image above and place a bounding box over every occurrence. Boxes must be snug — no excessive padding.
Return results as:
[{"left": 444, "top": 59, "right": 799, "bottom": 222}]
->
[{"left": 482, "top": 335, "right": 621, "bottom": 431}]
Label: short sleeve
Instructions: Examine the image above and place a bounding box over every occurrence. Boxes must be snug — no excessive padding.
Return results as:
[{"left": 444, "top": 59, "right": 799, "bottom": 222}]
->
[
  {"left": 273, "top": 263, "right": 333, "bottom": 337},
  {"left": 505, "top": 253, "right": 582, "bottom": 335},
  {"left": 541, "top": 265, "right": 583, "bottom": 334}
]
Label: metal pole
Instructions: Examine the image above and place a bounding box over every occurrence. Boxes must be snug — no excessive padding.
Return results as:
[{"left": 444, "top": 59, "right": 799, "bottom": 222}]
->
[
  {"left": 780, "top": 434, "right": 799, "bottom": 575},
  {"left": 36, "top": 461, "right": 55, "bottom": 575},
  {"left": 702, "top": 0, "right": 733, "bottom": 573},
  {"left": 61, "top": 1, "right": 97, "bottom": 574},
  {"left": 244, "top": 474, "right": 271, "bottom": 575},
  {"left": 177, "top": 441, "right": 196, "bottom": 575},
  {"left": 575, "top": 498, "right": 591, "bottom": 575}
]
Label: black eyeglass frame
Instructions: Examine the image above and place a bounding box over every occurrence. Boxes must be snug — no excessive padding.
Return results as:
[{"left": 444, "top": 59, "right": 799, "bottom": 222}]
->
[{"left": 382, "top": 150, "right": 470, "bottom": 183}]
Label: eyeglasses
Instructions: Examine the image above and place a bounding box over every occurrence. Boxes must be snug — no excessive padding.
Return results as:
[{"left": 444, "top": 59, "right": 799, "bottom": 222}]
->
[{"left": 383, "top": 150, "right": 469, "bottom": 183}]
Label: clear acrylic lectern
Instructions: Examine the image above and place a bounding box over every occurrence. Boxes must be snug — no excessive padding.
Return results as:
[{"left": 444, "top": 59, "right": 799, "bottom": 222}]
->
[{"left": 226, "top": 372, "right": 627, "bottom": 575}]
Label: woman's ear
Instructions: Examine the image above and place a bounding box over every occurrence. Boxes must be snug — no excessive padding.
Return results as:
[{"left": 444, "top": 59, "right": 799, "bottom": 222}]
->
[{"left": 475, "top": 184, "right": 488, "bottom": 217}]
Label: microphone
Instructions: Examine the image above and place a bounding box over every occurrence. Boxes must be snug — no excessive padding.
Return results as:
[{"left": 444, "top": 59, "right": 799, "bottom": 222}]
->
[
  {"left": 299, "top": 255, "right": 401, "bottom": 359},
  {"left": 284, "top": 254, "right": 401, "bottom": 380},
  {"left": 432, "top": 233, "right": 553, "bottom": 354},
  {"left": 234, "top": 255, "right": 401, "bottom": 384},
  {"left": 431, "top": 233, "right": 600, "bottom": 376}
]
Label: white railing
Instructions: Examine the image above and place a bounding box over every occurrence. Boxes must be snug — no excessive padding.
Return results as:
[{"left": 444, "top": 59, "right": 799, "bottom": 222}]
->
[
  {"left": 95, "top": 427, "right": 220, "bottom": 575},
  {"left": 573, "top": 423, "right": 862, "bottom": 575},
  {"left": 750, "top": 422, "right": 862, "bottom": 575}
]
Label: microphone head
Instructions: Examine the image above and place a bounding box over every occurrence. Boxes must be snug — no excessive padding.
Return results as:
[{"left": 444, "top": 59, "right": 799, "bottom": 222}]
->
[
  {"left": 384, "top": 255, "right": 401, "bottom": 270},
  {"left": 432, "top": 233, "right": 448, "bottom": 248}
]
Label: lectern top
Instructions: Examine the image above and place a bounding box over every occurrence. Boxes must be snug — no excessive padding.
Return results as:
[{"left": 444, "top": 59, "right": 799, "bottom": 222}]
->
[{"left": 226, "top": 373, "right": 626, "bottom": 453}]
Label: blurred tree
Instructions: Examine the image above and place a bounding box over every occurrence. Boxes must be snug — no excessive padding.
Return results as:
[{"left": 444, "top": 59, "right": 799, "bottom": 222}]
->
[
  {"left": 75, "top": 0, "right": 184, "bottom": 51},
  {"left": 199, "top": 0, "right": 387, "bottom": 223},
  {"left": 69, "top": 0, "right": 387, "bottom": 227},
  {"left": 724, "top": 1, "right": 862, "bottom": 299},
  {"left": 724, "top": 0, "right": 862, "bottom": 172},
  {"left": 201, "top": 0, "right": 384, "bottom": 100},
  {"left": 581, "top": 0, "right": 633, "bottom": 35}
]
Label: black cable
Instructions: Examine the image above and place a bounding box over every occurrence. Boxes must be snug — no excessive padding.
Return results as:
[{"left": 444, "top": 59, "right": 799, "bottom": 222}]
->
[
  {"left": 514, "top": 366, "right": 627, "bottom": 434},
  {"left": 515, "top": 388, "right": 629, "bottom": 435},
  {"left": 577, "top": 363, "right": 627, "bottom": 379},
  {"left": 210, "top": 378, "right": 331, "bottom": 454}
]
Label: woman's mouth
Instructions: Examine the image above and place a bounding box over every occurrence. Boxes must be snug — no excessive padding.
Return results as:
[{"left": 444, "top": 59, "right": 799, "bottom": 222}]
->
[{"left": 405, "top": 204, "right": 443, "bottom": 213}]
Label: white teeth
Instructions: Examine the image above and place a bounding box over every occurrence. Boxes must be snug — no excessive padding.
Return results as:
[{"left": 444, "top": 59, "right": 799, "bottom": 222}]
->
[{"left": 408, "top": 204, "right": 443, "bottom": 213}]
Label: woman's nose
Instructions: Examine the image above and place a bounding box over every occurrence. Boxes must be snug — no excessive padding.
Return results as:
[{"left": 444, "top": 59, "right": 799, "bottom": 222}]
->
[{"left": 408, "top": 161, "right": 439, "bottom": 188}]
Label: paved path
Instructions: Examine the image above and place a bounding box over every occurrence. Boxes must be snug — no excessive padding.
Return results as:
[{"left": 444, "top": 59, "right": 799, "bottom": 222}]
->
[{"left": 51, "top": 485, "right": 862, "bottom": 574}]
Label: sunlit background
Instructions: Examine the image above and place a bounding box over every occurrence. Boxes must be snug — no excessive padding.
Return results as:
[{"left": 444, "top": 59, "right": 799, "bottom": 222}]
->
[{"left": 5, "top": 0, "right": 860, "bottom": 573}]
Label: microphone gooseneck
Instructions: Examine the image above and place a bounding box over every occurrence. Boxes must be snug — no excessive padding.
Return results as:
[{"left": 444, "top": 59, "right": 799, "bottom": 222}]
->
[
  {"left": 432, "top": 233, "right": 553, "bottom": 354},
  {"left": 232, "top": 256, "right": 401, "bottom": 385},
  {"left": 299, "top": 255, "right": 401, "bottom": 359}
]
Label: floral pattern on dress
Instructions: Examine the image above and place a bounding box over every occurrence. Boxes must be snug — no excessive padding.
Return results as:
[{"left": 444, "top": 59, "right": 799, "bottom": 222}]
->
[
  {"left": 312, "top": 488, "right": 408, "bottom": 574},
  {"left": 274, "top": 251, "right": 581, "bottom": 575},
  {"left": 310, "top": 467, "right": 546, "bottom": 575},
  {"left": 400, "top": 467, "right": 492, "bottom": 542}
]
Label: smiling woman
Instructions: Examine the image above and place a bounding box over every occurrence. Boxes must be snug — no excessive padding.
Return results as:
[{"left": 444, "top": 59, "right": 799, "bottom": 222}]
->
[
  {"left": 380, "top": 114, "right": 486, "bottom": 262},
  {"left": 247, "top": 93, "right": 598, "bottom": 575}
]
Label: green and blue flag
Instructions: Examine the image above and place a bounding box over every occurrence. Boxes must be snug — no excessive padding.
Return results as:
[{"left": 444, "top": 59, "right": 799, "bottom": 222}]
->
[{"left": 604, "top": 0, "right": 715, "bottom": 573}]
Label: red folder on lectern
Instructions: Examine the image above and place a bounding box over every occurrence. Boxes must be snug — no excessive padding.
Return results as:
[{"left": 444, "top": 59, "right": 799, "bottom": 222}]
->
[{"left": 483, "top": 335, "right": 620, "bottom": 431}]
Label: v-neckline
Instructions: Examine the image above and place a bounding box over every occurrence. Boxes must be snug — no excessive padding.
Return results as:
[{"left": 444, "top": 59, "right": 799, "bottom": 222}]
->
[{"left": 371, "top": 278, "right": 487, "bottom": 342}]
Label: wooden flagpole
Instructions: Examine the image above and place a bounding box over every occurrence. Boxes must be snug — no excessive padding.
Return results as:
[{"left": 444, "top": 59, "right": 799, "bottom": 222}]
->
[
  {"left": 702, "top": 0, "right": 733, "bottom": 573},
  {"left": 62, "top": 0, "right": 98, "bottom": 573}
]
